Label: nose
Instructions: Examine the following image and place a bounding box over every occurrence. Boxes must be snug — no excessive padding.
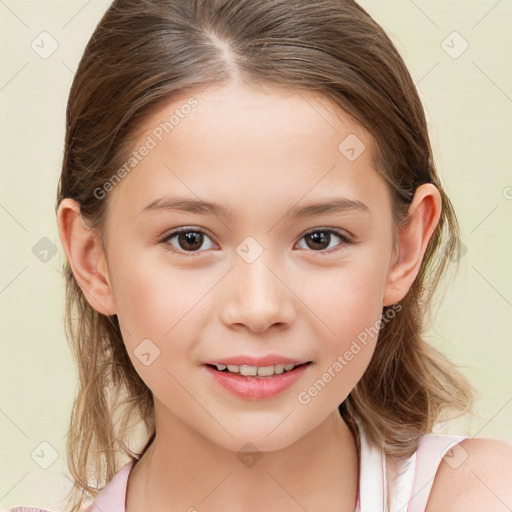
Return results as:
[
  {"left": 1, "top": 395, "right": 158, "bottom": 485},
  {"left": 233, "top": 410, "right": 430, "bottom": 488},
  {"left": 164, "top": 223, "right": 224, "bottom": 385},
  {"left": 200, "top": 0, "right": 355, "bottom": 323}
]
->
[{"left": 220, "top": 255, "right": 295, "bottom": 333}]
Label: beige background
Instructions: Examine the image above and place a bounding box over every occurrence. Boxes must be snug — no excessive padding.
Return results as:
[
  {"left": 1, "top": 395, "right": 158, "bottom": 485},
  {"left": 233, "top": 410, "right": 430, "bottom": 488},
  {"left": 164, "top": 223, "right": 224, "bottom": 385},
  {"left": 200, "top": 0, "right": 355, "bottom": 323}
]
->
[{"left": 1, "top": 0, "right": 511, "bottom": 509}]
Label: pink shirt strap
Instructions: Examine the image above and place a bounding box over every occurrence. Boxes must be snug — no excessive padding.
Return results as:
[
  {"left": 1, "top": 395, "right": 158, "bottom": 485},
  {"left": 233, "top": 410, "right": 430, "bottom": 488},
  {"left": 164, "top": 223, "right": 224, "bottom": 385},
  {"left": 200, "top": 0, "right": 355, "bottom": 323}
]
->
[
  {"left": 86, "top": 460, "right": 134, "bottom": 512},
  {"left": 407, "top": 433, "right": 468, "bottom": 512},
  {"left": 7, "top": 508, "right": 56, "bottom": 512}
]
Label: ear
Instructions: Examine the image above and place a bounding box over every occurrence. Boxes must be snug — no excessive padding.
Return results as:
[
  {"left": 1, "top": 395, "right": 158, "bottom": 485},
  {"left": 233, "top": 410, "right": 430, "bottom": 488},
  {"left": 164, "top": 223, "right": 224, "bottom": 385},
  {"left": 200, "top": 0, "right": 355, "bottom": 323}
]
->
[
  {"left": 383, "top": 184, "right": 442, "bottom": 306},
  {"left": 57, "top": 198, "right": 116, "bottom": 316}
]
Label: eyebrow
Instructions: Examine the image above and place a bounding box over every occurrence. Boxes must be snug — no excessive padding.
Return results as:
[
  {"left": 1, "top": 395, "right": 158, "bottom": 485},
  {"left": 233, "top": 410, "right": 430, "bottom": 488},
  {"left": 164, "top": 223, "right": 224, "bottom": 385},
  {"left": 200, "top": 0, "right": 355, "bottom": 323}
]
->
[{"left": 138, "top": 196, "right": 371, "bottom": 219}]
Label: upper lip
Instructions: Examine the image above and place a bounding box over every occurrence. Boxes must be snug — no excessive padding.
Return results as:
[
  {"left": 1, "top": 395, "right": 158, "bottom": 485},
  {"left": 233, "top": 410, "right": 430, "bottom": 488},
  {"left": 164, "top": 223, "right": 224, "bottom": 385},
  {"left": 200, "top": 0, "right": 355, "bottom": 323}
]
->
[{"left": 204, "top": 354, "right": 312, "bottom": 367}]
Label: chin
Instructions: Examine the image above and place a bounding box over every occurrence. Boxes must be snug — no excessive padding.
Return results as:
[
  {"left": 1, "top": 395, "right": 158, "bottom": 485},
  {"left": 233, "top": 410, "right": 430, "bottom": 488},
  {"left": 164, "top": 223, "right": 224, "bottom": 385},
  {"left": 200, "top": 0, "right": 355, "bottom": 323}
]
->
[{"left": 202, "top": 424, "right": 307, "bottom": 454}]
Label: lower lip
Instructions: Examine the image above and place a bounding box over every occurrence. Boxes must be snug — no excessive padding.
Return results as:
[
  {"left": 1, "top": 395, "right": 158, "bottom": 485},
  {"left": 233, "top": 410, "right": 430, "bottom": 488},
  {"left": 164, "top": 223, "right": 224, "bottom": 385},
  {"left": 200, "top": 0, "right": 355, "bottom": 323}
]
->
[{"left": 204, "top": 364, "right": 311, "bottom": 400}]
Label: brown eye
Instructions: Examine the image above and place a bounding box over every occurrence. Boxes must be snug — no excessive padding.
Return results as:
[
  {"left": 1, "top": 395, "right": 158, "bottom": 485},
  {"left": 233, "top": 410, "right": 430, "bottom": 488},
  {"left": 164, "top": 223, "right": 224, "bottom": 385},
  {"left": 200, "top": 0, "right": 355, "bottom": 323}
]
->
[
  {"left": 160, "top": 227, "right": 353, "bottom": 257},
  {"left": 161, "top": 228, "right": 215, "bottom": 254},
  {"left": 297, "top": 229, "right": 352, "bottom": 254}
]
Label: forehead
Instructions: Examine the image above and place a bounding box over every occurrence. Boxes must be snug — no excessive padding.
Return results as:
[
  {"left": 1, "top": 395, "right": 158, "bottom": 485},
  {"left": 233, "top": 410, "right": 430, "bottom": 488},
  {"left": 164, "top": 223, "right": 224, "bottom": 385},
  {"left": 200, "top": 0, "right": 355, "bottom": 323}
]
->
[{"left": 108, "top": 82, "right": 390, "bottom": 220}]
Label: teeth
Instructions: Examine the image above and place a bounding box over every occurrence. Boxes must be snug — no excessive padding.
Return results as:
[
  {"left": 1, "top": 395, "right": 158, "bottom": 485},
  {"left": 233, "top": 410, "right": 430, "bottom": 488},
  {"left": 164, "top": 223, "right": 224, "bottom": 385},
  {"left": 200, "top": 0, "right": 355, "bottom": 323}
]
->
[
  {"left": 241, "top": 365, "right": 258, "bottom": 376},
  {"left": 215, "top": 363, "right": 301, "bottom": 376},
  {"left": 257, "top": 366, "right": 274, "bottom": 377},
  {"left": 274, "top": 364, "right": 286, "bottom": 374}
]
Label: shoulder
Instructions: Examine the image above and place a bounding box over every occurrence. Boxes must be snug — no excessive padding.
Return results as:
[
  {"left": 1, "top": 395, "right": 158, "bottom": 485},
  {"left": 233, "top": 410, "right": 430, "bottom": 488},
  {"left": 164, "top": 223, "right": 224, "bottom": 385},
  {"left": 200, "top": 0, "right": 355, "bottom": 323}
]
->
[{"left": 426, "top": 437, "right": 512, "bottom": 511}]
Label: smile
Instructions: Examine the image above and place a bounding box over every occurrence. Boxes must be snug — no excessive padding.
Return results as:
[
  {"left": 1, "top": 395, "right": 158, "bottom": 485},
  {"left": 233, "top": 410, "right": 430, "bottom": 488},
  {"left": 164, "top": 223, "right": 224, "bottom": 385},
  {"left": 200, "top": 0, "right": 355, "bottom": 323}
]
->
[
  {"left": 209, "top": 362, "right": 309, "bottom": 377},
  {"left": 204, "top": 362, "right": 312, "bottom": 400}
]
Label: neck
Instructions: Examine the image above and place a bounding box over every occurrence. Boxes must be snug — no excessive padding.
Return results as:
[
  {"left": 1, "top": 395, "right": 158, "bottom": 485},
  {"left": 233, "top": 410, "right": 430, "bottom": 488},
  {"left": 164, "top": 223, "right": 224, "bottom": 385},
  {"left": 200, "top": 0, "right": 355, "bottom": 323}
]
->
[{"left": 127, "top": 408, "right": 359, "bottom": 512}]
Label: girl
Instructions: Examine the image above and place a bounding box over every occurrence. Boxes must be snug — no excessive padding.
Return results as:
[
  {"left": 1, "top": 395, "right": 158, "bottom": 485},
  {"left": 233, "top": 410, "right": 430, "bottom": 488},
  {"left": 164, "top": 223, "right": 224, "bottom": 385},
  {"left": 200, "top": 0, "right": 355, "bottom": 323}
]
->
[{"left": 9, "top": 0, "right": 512, "bottom": 511}]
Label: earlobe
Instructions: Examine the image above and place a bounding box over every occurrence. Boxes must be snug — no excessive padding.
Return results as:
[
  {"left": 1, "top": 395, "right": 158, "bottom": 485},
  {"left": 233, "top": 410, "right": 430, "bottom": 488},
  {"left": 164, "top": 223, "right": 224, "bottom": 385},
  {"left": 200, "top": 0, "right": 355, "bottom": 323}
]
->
[
  {"left": 383, "top": 184, "right": 442, "bottom": 306},
  {"left": 57, "top": 198, "right": 116, "bottom": 316}
]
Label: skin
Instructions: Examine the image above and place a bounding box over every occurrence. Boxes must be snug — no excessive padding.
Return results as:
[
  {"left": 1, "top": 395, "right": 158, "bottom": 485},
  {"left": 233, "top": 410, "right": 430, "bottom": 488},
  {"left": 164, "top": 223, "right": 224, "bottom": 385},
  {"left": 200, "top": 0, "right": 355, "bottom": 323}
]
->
[
  {"left": 427, "top": 437, "right": 512, "bottom": 510},
  {"left": 58, "top": 81, "right": 443, "bottom": 511}
]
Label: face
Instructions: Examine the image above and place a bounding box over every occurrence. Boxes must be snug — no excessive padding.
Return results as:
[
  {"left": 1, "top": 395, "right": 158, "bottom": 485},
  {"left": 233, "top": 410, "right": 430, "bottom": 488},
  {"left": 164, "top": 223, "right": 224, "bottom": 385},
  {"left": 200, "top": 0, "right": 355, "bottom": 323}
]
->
[{"left": 96, "top": 82, "right": 397, "bottom": 452}]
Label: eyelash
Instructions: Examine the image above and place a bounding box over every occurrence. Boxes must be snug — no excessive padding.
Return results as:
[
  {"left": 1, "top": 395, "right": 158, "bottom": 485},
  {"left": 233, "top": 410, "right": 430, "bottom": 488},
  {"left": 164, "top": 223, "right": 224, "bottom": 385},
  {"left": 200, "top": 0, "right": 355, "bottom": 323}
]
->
[{"left": 159, "top": 227, "right": 355, "bottom": 257}]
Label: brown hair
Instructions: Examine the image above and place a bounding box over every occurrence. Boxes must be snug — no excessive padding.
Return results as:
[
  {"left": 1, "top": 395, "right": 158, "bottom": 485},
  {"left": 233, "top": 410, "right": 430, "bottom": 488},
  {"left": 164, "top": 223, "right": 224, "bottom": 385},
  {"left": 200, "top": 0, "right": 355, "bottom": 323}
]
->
[{"left": 56, "top": 0, "right": 474, "bottom": 510}]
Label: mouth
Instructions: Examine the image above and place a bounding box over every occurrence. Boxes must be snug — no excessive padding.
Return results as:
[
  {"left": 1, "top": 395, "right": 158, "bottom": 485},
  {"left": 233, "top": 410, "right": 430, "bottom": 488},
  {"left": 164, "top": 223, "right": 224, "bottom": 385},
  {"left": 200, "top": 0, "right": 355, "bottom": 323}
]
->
[
  {"left": 205, "top": 361, "right": 312, "bottom": 378},
  {"left": 203, "top": 360, "right": 313, "bottom": 400}
]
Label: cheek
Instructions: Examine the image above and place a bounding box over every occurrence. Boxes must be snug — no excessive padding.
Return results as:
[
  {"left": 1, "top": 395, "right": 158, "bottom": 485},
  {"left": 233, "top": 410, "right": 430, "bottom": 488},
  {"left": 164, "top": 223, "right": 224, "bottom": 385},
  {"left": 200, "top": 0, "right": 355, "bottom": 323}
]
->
[
  {"left": 312, "top": 259, "right": 387, "bottom": 337},
  {"left": 109, "top": 249, "right": 200, "bottom": 349},
  {"left": 110, "top": 257, "right": 205, "bottom": 396},
  {"left": 110, "top": 251, "right": 225, "bottom": 379},
  {"left": 303, "top": 257, "right": 387, "bottom": 394}
]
